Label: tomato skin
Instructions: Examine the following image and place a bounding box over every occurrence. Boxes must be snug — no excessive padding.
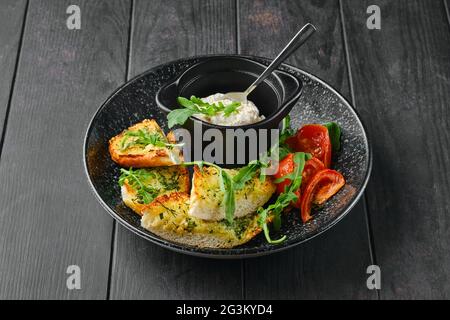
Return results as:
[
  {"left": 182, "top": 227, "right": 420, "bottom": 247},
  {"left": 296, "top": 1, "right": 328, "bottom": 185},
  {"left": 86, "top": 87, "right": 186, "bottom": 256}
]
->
[
  {"left": 300, "top": 169, "right": 345, "bottom": 222},
  {"left": 274, "top": 155, "right": 324, "bottom": 194},
  {"left": 301, "top": 157, "right": 325, "bottom": 188},
  {"left": 274, "top": 154, "right": 302, "bottom": 208},
  {"left": 285, "top": 135, "right": 298, "bottom": 151},
  {"left": 274, "top": 155, "right": 327, "bottom": 209},
  {"left": 291, "top": 158, "right": 324, "bottom": 209},
  {"left": 290, "top": 125, "right": 332, "bottom": 168},
  {"left": 274, "top": 154, "right": 295, "bottom": 194}
]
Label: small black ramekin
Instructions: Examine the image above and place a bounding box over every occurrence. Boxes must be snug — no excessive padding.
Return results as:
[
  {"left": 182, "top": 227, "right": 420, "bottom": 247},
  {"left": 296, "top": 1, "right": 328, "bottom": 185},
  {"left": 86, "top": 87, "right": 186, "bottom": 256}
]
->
[{"left": 156, "top": 56, "right": 303, "bottom": 167}]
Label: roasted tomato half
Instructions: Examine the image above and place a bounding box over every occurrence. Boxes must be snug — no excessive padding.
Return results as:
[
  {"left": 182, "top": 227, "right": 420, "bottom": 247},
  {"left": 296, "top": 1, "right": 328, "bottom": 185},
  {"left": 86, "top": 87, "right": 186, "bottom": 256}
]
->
[
  {"left": 286, "top": 124, "right": 332, "bottom": 168},
  {"left": 274, "top": 155, "right": 327, "bottom": 209},
  {"left": 301, "top": 157, "right": 325, "bottom": 189},
  {"left": 300, "top": 169, "right": 345, "bottom": 222},
  {"left": 274, "top": 153, "right": 295, "bottom": 194},
  {"left": 293, "top": 157, "right": 325, "bottom": 208}
]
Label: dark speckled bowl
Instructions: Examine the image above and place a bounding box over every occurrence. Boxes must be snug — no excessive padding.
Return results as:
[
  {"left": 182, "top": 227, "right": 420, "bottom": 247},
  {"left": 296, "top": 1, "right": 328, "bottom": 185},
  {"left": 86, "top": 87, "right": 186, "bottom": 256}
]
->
[
  {"left": 155, "top": 56, "right": 303, "bottom": 166},
  {"left": 83, "top": 55, "right": 372, "bottom": 259}
]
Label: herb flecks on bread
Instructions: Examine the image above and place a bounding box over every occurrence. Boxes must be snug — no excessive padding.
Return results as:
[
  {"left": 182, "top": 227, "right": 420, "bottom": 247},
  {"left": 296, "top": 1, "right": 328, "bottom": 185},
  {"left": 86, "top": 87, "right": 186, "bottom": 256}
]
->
[
  {"left": 141, "top": 192, "right": 264, "bottom": 248},
  {"left": 109, "top": 119, "right": 183, "bottom": 167}
]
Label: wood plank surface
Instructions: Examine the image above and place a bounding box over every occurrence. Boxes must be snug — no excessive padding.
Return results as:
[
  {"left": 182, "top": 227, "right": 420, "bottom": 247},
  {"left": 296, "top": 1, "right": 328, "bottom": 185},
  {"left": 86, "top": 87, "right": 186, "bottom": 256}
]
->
[
  {"left": 0, "top": 0, "right": 448, "bottom": 300},
  {"left": 109, "top": 0, "right": 243, "bottom": 300},
  {"left": 342, "top": 0, "right": 450, "bottom": 299},
  {"left": 0, "top": 0, "right": 28, "bottom": 149},
  {"left": 0, "top": 0, "right": 130, "bottom": 299},
  {"left": 239, "top": 0, "right": 376, "bottom": 299},
  {"left": 445, "top": 0, "right": 450, "bottom": 26}
]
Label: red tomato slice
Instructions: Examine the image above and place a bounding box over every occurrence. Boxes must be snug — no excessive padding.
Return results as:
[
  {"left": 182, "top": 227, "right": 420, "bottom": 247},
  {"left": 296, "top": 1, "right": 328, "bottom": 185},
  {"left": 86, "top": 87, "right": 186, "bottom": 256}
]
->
[
  {"left": 301, "top": 157, "right": 325, "bottom": 188},
  {"left": 285, "top": 135, "right": 298, "bottom": 151},
  {"left": 292, "top": 158, "right": 324, "bottom": 208},
  {"left": 274, "top": 155, "right": 326, "bottom": 209},
  {"left": 300, "top": 169, "right": 345, "bottom": 222},
  {"left": 274, "top": 153, "right": 295, "bottom": 194},
  {"left": 290, "top": 125, "right": 332, "bottom": 168},
  {"left": 275, "top": 156, "right": 325, "bottom": 194}
]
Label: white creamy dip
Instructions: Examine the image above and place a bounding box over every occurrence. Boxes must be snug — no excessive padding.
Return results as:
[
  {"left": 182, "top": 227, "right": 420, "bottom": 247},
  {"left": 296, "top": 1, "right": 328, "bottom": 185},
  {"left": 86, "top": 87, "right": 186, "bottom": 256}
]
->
[{"left": 194, "top": 93, "right": 264, "bottom": 126}]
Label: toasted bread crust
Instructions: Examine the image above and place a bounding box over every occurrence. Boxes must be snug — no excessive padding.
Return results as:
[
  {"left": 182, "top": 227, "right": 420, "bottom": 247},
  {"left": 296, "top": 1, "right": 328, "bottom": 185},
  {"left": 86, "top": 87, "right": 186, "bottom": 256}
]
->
[
  {"left": 110, "top": 148, "right": 176, "bottom": 167},
  {"left": 189, "top": 166, "right": 276, "bottom": 221},
  {"left": 109, "top": 119, "right": 183, "bottom": 168},
  {"left": 141, "top": 192, "right": 264, "bottom": 248},
  {"left": 121, "top": 166, "right": 190, "bottom": 216},
  {"left": 110, "top": 120, "right": 278, "bottom": 248}
]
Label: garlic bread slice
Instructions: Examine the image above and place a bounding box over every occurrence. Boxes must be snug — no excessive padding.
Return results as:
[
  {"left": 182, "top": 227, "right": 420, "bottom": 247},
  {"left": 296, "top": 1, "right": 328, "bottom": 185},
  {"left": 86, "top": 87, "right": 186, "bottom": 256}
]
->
[
  {"left": 109, "top": 119, "right": 183, "bottom": 167},
  {"left": 189, "top": 166, "right": 276, "bottom": 221},
  {"left": 141, "top": 192, "right": 264, "bottom": 248},
  {"left": 120, "top": 166, "right": 190, "bottom": 215}
]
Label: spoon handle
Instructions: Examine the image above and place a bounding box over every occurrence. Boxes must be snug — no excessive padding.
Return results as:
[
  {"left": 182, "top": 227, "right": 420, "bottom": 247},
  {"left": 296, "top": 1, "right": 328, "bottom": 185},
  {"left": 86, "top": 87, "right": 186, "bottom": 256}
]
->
[{"left": 244, "top": 23, "right": 316, "bottom": 96}]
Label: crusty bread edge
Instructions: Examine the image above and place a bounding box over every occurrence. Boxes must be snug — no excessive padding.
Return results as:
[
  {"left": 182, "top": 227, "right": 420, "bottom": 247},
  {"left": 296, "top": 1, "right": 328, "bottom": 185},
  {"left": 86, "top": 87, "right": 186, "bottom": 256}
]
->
[
  {"left": 141, "top": 192, "right": 264, "bottom": 249},
  {"left": 109, "top": 119, "right": 183, "bottom": 168},
  {"left": 121, "top": 166, "right": 191, "bottom": 216}
]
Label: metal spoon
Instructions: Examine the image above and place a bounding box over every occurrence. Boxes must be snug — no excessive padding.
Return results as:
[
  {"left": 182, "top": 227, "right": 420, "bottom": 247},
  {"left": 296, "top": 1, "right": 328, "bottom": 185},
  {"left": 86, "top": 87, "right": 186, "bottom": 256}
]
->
[{"left": 224, "top": 23, "right": 316, "bottom": 103}]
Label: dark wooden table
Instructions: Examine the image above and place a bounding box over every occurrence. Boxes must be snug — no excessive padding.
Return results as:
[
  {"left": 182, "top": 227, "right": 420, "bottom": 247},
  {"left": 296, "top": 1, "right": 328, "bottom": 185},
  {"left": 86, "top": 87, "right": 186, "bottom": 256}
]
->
[{"left": 0, "top": 0, "right": 449, "bottom": 300}]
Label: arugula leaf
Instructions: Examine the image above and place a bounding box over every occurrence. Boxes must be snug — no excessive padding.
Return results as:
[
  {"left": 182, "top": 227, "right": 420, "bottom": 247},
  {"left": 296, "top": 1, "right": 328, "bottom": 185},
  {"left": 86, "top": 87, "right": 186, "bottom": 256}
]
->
[
  {"left": 167, "top": 108, "right": 197, "bottom": 128},
  {"left": 273, "top": 172, "right": 295, "bottom": 184},
  {"left": 273, "top": 115, "right": 295, "bottom": 160},
  {"left": 177, "top": 96, "right": 196, "bottom": 109},
  {"left": 221, "top": 170, "right": 236, "bottom": 224},
  {"left": 183, "top": 161, "right": 236, "bottom": 223},
  {"left": 167, "top": 96, "right": 241, "bottom": 128},
  {"left": 259, "top": 207, "right": 287, "bottom": 244},
  {"left": 118, "top": 168, "right": 159, "bottom": 204},
  {"left": 323, "top": 122, "right": 341, "bottom": 152},
  {"left": 273, "top": 152, "right": 312, "bottom": 184},
  {"left": 119, "top": 128, "right": 181, "bottom": 151},
  {"left": 288, "top": 152, "right": 307, "bottom": 191},
  {"left": 189, "top": 96, "right": 207, "bottom": 108},
  {"left": 182, "top": 152, "right": 308, "bottom": 243},
  {"left": 223, "top": 102, "right": 240, "bottom": 117},
  {"left": 278, "top": 145, "right": 292, "bottom": 161},
  {"left": 257, "top": 152, "right": 308, "bottom": 243},
  {"left": 232, "top": 161, "right": 261, "bottom": 190},
  {"left": 280, "top": 115, "right": 295, "bottom": 143}
]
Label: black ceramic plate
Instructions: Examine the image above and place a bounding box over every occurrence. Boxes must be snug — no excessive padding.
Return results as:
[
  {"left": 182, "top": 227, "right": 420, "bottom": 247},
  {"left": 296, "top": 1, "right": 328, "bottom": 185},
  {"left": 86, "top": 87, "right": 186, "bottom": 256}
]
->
[{"left": 84, "top": 55, "right": 372, "bottom": 259}]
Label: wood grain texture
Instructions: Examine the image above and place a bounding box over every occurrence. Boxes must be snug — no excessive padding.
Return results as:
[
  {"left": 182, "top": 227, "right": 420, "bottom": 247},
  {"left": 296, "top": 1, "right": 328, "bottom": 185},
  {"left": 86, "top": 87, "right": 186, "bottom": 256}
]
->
[
  {"left": 0, "top": 0, "right": 27, "bottom": 144},
  {"left": 0, "top": 0, "right": 130, "bottom": 299},
  {"left": 342, "top": 0, "right": 450, "bottom": 299},
  {"left": 445, "top": 0, "right": 450, "bottom": 27},
  {"left": 128, "top": 0, "right": 237, "bottom": 77},
  {"left": 239, "top": 0, "right": 375, "bottom": 299},
  {"left": 238, "top": 0, "right": 350, "bottom": 100},
  {"left": 109, "top": 0, "right": 243, "bottom": 300}
]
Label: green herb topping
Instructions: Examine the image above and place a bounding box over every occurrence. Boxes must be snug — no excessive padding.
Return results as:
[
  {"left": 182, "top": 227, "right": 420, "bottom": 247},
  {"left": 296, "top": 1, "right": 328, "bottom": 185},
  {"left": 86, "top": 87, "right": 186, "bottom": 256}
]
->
[
  {"left": 167, "top": 96, "right": 241, "bottom": 128},
  {"left": 119, "top": 129, "right": 181, "bottom": 151},
  {"left": 118, "top": 167, "right": 182, "bottom": 204},
  {"left": 182, "top": 160, "right": 268, "bottom": 224},
  {"left": 118, "top": 168, "right": 159, "bottom": 204},
  {"left": 221, "top": 215, "right": 253, "bottom": 239},
  {"left": 257, "top": 152, "right": 309, "bottom": 244}
]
